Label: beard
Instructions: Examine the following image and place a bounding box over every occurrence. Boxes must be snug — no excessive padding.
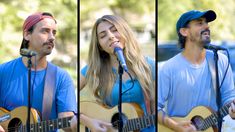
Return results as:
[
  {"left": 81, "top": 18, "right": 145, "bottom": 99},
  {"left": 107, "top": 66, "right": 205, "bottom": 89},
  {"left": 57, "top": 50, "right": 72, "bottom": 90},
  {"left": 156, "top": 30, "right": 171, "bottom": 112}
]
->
[
  {"left": 201, "top": 35, "right": 211, "bottom": 45},
  {"left": 199, "top": 29, "right": 211, "bottom": 46},
  {"left": 42, "top": 41, "right": 54, "bottom": 55}
]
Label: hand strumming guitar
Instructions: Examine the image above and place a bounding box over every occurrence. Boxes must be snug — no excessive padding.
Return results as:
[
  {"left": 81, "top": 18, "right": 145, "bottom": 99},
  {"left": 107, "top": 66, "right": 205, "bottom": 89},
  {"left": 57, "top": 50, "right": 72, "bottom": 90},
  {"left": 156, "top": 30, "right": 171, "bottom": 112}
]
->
[
  {"left": 80, "top": 113, "right": 112, "bottom": 132},
  {"left": 158, "top": 112, "right": 197, "bottom": 132},
  {"left": 173, "top": 120, "right": 197, "bottom": 132}
]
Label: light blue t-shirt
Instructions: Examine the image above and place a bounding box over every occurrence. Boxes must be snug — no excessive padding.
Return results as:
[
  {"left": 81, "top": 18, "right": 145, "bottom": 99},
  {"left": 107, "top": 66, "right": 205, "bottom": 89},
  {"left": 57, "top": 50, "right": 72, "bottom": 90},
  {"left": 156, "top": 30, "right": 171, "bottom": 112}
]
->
[
  {"left": 158, "top": 50, "right": 235, "bottom": 117},
  {"left": 0, "top": 57, "right": 77, "bottom": 131},
  {"left": 81, "top": 56, "right": 155, "bottom": 132}
]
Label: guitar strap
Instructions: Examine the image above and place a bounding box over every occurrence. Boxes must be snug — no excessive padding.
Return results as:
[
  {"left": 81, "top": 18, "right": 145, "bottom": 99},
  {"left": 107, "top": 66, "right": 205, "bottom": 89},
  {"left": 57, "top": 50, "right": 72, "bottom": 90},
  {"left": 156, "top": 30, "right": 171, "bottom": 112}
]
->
[
  {"left": 206, "top": 51, "right": 217, "bottom": 102},
  {"left": 42, "top": 62, "right": 57, "bottom": 120}
]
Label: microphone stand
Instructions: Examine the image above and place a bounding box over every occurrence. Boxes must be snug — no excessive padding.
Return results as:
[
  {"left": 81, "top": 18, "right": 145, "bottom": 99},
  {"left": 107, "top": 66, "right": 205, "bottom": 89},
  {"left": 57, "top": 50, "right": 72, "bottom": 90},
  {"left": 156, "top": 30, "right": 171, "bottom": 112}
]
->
[
  {"left": 212, "top": 49, "right": 222, "bottom": 132},
  {"left": 26, "top": 56, "right": 33, "bottom": 132},
  {"left": 118, "top": 61, "right": 124, "bottom": 132}
]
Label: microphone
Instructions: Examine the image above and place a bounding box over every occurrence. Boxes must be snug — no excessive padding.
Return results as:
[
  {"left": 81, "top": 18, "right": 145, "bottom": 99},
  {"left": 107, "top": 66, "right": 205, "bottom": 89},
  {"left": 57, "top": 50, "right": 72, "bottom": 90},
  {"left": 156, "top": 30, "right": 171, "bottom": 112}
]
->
[
  {"left": 204, "top": 44, "right": 227, "bottom": 50},
  {"left": 20, "top": 48, "right": 37, "bottom": 57},
  {"left": 114, "top": 47, "right": 128, "bottom": 72}
]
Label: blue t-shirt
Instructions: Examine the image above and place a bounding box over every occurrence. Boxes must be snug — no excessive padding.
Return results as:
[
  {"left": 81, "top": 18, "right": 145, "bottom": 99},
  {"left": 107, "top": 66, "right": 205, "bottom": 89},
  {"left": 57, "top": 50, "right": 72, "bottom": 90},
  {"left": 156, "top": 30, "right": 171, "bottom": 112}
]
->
[
  {"left": 0, "top": 57, "right": 77, "bottom": 131},
  {"left": 158, "top": 50, "right": 235, "bottom": 117},
  {"left": 81, "top": 56, "right": 155, "bottom": 132}
]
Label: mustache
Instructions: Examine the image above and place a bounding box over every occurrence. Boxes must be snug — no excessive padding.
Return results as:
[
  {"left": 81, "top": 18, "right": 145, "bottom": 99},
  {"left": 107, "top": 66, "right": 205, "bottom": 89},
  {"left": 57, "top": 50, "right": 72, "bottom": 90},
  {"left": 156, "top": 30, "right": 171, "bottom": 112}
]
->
[
  {"left": 200, "top": 29, "right": 210, "bottom": 35},
  {"left": 43, "top": 41, "right": 54, "bottom": 46}
]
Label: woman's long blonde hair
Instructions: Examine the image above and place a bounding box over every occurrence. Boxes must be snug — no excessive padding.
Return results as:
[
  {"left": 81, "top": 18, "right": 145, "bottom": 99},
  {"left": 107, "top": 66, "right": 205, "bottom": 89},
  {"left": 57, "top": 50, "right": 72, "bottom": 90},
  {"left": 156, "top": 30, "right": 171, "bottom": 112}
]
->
[{"left": 86, "top": 15, "right": 154, "bottom": 108}]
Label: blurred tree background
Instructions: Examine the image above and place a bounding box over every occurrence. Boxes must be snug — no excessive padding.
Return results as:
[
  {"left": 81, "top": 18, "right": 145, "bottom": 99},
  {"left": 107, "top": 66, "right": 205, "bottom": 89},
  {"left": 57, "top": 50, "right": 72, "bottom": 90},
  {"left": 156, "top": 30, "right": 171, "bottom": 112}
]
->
[
  {"left": 158, "top": 0, "right": 235, "bottom": 43},
  {"left": 80, "top": 0, "right": 156, "bottom": 67},
  {"left": 0, "top": 0, "right": 77, "bottom": 88}
]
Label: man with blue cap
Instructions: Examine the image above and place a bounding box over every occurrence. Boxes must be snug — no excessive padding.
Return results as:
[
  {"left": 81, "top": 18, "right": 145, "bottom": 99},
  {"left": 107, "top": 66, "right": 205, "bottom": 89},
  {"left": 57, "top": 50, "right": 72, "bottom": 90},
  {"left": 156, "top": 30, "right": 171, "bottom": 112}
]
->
[{"left": 158, "top": 10, "right": 235, "bottom": 132}]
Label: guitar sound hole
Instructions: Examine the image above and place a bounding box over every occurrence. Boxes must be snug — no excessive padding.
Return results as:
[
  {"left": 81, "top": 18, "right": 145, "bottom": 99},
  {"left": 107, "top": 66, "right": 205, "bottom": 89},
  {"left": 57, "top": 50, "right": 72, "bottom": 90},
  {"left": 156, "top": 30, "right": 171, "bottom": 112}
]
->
[
  {"left": 111, "top": 112, "right": 127, "bottom": 129},
  {"left": 191, "top": 115, "right": 205, "bottom": 131},
  {"left": 8, "top": 118, "right": 22, "bottom": 132}
]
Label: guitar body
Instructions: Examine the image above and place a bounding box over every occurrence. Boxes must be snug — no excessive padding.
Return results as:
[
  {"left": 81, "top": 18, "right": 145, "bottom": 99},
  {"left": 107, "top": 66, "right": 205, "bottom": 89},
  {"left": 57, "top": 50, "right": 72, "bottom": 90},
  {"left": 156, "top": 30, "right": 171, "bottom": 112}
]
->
[
  {"left": 0, "top": 106, "right": 73, "bottom": 131},
  {"left": 158, "top": 106, "right": 217, "bottom": 132},
  {"left": 80, "top": 101, "right": 144, "bottom": 132},
  {"left": 0, "top": 106, "right": 39, "bottom": 131}
]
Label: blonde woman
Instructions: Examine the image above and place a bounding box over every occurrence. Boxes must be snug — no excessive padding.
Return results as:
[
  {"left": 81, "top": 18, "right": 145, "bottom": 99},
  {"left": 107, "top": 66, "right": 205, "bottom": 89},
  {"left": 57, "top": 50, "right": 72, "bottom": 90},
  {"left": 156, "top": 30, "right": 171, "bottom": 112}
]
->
[{"left": 80, "top": 15, "right": 155, "bottom": 132}]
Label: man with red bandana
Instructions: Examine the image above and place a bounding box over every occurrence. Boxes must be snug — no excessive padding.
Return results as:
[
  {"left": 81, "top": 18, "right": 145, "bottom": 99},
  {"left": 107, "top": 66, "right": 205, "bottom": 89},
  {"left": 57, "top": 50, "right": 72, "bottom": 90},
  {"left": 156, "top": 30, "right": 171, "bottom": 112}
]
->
[{"left": 0, "top": 12, "right": 77, "bottom": 132}]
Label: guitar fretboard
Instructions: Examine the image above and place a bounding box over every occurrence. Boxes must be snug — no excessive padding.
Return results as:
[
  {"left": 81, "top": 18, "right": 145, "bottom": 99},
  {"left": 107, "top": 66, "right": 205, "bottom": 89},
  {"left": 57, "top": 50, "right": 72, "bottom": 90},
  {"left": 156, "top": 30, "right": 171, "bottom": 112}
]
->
[
  {"left": 123, "top": 114, "right": 155, "bottom": 132},
  {"left": 19, "top": 116, "right": 73, "bottom": 132},
  {"left": 201, "top": 103, "right": 231, "bottom": 130}
]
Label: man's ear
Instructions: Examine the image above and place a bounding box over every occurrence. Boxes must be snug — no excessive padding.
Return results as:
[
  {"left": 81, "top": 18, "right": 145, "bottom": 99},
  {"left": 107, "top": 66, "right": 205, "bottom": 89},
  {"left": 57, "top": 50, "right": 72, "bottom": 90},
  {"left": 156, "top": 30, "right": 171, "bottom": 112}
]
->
[
  {"left": 179, "top": 28, "right": 188, "bottom": 37},
  {"left": 23, "top": 31, "right": 31, "bottom": 41}
]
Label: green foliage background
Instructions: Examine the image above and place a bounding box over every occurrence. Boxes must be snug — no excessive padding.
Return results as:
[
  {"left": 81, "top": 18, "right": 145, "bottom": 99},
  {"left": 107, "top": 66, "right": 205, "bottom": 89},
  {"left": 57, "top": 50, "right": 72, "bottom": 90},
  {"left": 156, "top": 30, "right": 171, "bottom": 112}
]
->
[
  {"left": 80, "top": 0, "right": 155, "bottom": 28},
  {"left": 80, "top": 0, "right": 156, "bottom": 62},
  {"left": 0, "top": 0, "right": 77, "bottom": 88},
  {"left": 158, "top": 0, "right": 235, "bottom": 42}
]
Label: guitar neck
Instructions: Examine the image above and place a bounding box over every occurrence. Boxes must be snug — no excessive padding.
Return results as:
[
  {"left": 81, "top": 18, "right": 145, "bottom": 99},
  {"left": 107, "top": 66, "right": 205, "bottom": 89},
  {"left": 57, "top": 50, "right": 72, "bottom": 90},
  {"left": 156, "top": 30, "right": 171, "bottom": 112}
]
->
[
  {"left": 21, "top": 116, "right": 73, "bottom": 132},
  {"left": 202, "top": 103, "right": 231, "bottom": 130},
  {"left": 123, "top": 114, "right": 155, "bottom": 131}
]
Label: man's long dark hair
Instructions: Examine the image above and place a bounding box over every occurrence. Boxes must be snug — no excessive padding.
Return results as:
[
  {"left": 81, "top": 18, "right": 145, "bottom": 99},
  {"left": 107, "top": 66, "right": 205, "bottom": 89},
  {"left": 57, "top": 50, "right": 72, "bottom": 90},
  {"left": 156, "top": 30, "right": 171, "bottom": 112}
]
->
[
  {"left": 178, "top": 31, "right": 186, "bottom": 49},
  {"left": 177, "top": 22, "right": 190, "bottom": 49}
]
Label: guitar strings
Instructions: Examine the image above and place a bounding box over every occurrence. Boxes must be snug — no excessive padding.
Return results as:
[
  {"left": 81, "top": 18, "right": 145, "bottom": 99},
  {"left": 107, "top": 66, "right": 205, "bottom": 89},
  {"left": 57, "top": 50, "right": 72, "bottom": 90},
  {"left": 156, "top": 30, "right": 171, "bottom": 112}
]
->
[
  {"left": 7, "top": 124, "right": 70, "bottom": 131},
  {"left": 7, "top": 116, "right": 73, "bottom": 131},
  {"left": 112, "top": 120, "right": 127, "bottom": 129},
  {"left": 7, "top": 124, "right": 23, "bottom": 131}
]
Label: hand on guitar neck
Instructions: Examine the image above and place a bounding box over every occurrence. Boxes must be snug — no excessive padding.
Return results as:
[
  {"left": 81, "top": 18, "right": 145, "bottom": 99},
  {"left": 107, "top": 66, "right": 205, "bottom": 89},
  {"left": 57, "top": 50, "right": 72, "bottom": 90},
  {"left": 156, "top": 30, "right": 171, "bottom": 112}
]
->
[
  {"left": 70, "top": 115, "right": 78, "bottom": 132},
  {"left": 228, "top": 100, "right": 235, "bottom": 119},
  {"left": 158, "top": 112, "right": 197, "bottom": 132},
  {"left": 80, "top": 113, "right": 112, "bottom": 132}
]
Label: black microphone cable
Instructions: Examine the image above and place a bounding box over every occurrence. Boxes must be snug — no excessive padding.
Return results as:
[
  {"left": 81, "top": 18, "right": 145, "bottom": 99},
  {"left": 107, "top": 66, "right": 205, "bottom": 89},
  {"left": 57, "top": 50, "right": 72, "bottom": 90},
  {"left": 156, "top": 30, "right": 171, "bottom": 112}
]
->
[
  {"left": 121, "top": 71, "right": 135, "bottom": 95},
  {"left": 219, "top": 49, "right": 230, "bottom": 89},
  {"left": 30, "top": 56, "right": 37, "bottom": 107}
]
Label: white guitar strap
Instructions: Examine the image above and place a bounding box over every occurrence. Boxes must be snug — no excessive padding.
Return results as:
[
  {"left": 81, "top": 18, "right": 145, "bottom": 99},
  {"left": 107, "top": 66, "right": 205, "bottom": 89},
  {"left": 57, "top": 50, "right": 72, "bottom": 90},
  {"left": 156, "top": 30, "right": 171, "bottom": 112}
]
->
[
  {"left": 206, "top": 51, "right": 217, "bottom": 99},
  {"left": 42, "top": 63, "right": 57, "bottom": 120}
]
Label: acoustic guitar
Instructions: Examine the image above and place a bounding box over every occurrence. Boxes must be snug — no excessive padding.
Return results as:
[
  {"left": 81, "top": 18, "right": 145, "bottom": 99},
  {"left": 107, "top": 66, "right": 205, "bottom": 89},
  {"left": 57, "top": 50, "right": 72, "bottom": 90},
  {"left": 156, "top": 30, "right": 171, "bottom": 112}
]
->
[
  {"left": 0, "top": 106, "right": 73, "bottom": 132},
  {"left": 158, "top": 102, "right": 234, "bottom": 132},
  {"left": 80, "top": 101, "right": 155, "bottom": 132}
]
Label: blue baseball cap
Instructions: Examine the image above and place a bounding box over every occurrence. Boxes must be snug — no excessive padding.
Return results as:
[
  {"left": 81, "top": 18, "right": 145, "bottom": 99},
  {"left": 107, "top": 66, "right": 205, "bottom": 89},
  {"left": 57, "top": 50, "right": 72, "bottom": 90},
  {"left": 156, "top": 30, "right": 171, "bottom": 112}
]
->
[{"left": 176, "top": 10, "right": 216, "bottom": 33}]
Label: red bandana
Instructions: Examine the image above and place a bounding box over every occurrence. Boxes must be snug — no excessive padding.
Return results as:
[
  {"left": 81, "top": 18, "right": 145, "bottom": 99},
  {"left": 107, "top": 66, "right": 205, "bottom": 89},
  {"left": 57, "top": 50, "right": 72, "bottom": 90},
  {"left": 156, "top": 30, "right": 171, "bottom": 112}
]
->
[{"left": 23, "top": 12, "right": 56, "bottom": 31}]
